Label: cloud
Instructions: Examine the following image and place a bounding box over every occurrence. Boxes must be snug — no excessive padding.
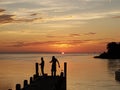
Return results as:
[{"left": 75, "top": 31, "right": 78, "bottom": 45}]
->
[
  {"left": 84, "top": 32, "right": 96, "bottom": 35},
  {"left": 15, "top": 17, "right": 43, "bottom": 23},
  {"left": 0, "top": 0, "right": 120, "bottom": 23},
  {"left": 7, "top": 39, "right": 102, "bottom": 47},
  {"left": 0, "top": 8, "right": 5, "bottom": 12},
  {"left": 46, "top": 35, "right": 58, "bottom": 38},
  {"left": 68, "top": 32, "right": 96, "bottom": 38},
  {"left": 46, "top": 34, "right": 81, "bottom": 39},
  {"left": 0, "top": 3, "right": 120, "bottom": 25},
  {"left": 30, "top": 13, "right": 37, "bottom": 16},
  {"left": 67, "top": 39, "right": 94, "bottom": 45},
  {"left": 0, "top": 14, "right": 14, "bottom": 24},
  {"left": 0, "top": 0, "right": 23, "bottom": 5},
  {"left": 112, "top": 15, "right": 120, "bottom": 19},
  {"left": 45, "top": 32, "right": 96, "bottom": 39},
  {"left": 7, "top": 41, "right": 60, "bottom": 47},
  {"left": 69, "top": 34, "right": 81, "bottom": 37},
  {"left": 0, "top": 8, "right": 43, "bottom": 24},
  {"left": 0, "top": 13, "right": 43, "bottom": 24},
  {"left": 0, "top": 14, "right": 41, "bottom": 24},
  {"left": 0, "top": 9, "right": 11, "bottom": 24}
]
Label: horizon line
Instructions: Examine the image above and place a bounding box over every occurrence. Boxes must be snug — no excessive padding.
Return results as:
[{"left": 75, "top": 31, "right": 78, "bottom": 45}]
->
[{"left": 0, "top": 52, "right": 100, "bottom": 54}]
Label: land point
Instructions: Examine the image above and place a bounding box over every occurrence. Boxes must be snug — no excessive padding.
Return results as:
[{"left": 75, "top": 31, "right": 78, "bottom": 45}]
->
[{"left": 94, "top": 42, "right": 120, "bottom": 59}]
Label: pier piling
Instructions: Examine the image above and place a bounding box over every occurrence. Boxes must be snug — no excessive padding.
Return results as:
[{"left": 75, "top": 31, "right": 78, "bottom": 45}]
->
[
  {"left": 23, "top": 80, "right": 28, "bottom": 88},
  {"left": 64, "top": 62, "right": 67, "bottom": 90},
  {"left": 16, "top": 84, "right": 21, "bottom": 90},
  {"left": 64, "top": 62, "right": 67, "bottom": 78},
  {"left": 35, "top": 63, "right": 39, "bottom": 77},
  {"left": 30, "top": 77, "right": 33, "bottom": 84}
]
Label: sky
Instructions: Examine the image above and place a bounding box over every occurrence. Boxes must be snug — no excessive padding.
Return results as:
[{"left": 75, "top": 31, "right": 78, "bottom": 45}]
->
[{"left": 0, "top": 0, "right": 120, "bottom": 53}]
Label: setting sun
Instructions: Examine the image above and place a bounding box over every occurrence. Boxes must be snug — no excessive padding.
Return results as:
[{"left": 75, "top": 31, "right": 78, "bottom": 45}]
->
[{"left": 61, "top": 52, "right": 65, "bottom": 54}]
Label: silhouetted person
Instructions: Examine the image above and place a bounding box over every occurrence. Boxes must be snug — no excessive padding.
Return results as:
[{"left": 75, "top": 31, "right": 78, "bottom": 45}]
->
[
  {"left": 50, "top": 56, "right": 60, "bottom": 76},
  {"left": 40, "top": 57, "right": 44, "bottom": 76}
]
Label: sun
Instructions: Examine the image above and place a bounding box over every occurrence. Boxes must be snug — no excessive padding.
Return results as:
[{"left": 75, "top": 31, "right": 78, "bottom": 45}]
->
[{"left": 61, "top": 52, "right": 64, "bottom": 54}]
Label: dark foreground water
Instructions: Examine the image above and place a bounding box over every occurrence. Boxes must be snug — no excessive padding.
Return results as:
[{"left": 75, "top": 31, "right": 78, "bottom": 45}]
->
[{"left": 0, "top": 53, "right": 120, "bottom": 90}]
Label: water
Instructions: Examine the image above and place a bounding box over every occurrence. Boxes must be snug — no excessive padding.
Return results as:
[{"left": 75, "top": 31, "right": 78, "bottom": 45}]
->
[{"left": 0, "top": 53, "right": 120, "bottom": 90}]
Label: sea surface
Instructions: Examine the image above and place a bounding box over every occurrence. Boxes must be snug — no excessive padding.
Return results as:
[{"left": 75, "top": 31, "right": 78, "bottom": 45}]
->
[{"left": 0, "top": 53, "right": 120, "bottom": 90}]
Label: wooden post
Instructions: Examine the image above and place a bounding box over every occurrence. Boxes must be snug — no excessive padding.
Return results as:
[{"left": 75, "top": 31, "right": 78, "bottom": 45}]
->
[
  {"left": 64, "top": 62, "right": 67, "bottom": 78},
  {"left": 64, "top": 62, "right": 67, "bottom": 90},
  {"left": 35, "top": 63, "right": 39, "bottom": 76},
  {"left": 30, "top": 77, "right": 33, "bottom": 84},
  {"left": 16, "top": 84, "right": 21, "bottom": 90},
  {"left": 23, "top": 80, "right": 28, "bottom": 88}
]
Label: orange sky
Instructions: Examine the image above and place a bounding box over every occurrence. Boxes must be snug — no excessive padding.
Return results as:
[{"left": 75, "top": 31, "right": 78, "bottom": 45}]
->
[{"left": 0, "top": 0, "right": 120, "bottom": 53}]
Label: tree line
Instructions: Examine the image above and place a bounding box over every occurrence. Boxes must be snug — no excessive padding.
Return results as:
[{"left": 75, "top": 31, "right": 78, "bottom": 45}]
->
[{"left": 94, "top": 42, "right": 120, "bottom": 59}]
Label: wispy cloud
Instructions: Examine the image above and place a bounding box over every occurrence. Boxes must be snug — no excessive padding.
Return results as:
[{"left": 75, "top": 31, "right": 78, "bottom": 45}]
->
[
  {"left": 7, "top": 38, "right": 104, "bottom": 47},
  {"left": 69, "top": 32, "right": 96, "bottom": 37},
  {"left": 30, "top": 13, "right": 38, "bottom": 16},
  {"left": 112, "top": 15, "right": 120, "bottom": 19},
  {"left": 0, "top": 14, "right": 14, "bottom": 24},
  {"left": 46, "top": 32, "right": 96, "bottom": 39},
  {"left": 84, "top": 32, "right": 96, "bottom": 35},
  {"left": 0, "top": 8, "right": 5, "bottom": 12},
  {"left": 69, "top": 34, "right": 81, "bottom": 37},
  {"left": 7, "top": 41, "right": 60, "bottom": 47},
  {"left": 46, "top": 35, "right": 58, "bottom": 38},
  {"left": 0, "top": 0, "right": 120, "bottom": 25},
  {"left": 0, "top": 8, "right": 43, "bottom": 24},
  {"left": 0, "top": 14, "right": 43, "bottom": 24}
]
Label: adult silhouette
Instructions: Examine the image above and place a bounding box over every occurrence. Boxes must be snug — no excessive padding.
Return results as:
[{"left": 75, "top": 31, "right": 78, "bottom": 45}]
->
[
  {"left": 40, "top": 57, "right": 45, "bottom": 76},
  {"left": 50, "top": 56, "right": 60, "bottom": 76}
]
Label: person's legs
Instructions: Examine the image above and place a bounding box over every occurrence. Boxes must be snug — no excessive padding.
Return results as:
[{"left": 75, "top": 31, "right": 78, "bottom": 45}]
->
[
  {"left": 41, "top": 66, "right": 44, "bottom": 76},
  {"left": 54, "top": 71, "right": 56, "bottom": 76},
  {"left": 53, "top": 70, "right": 56, "bottom": 76},
  {"left": 51, "top": 70, "right": 53, "bottom": 76},
  {"left": 41, "top": 68, "right": 44, "bottom": 75}
]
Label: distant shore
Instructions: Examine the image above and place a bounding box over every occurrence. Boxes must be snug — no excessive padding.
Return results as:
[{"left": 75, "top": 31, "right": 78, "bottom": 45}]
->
[
  {"left": 94, "top": 53, "right": 120, "bottom": 59},
  {"left": 94, "top": 42, "right": 120, "bottom": 59}
]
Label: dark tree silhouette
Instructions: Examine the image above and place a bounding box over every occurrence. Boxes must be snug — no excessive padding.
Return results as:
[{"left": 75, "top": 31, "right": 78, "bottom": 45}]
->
[
  {"left": 94, "top": 42, "right": 120, "bottom": 59},
  {"left": 107, "top": 42, "right": 118, "bottom": 54}
]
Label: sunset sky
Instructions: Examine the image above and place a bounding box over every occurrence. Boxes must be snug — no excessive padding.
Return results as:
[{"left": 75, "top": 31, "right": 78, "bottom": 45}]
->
[{"left": 0, "top": 0, "right": 120, "bottom": 53}]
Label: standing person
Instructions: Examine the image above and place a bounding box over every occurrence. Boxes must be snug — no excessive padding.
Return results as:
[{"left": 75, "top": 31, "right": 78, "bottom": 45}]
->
[
  {"left": 40, "top": 57, "right": 45, "bottom": 76},
  {"left": 50, "top": 56, "right": 60, "bottom": 76}
]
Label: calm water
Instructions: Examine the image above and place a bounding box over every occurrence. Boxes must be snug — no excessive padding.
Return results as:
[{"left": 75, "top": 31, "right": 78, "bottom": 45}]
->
[{"left": 0, "top": 53, "right": 120, "bottom": 90}]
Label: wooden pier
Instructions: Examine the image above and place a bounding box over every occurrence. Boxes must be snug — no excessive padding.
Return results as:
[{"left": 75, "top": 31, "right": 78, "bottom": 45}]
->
[{"left": 15, "top": 62, "right": 67, "bottom": 90}]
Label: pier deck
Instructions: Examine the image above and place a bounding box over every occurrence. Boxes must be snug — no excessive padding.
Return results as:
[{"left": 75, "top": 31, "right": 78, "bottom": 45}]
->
[
  {"left": 22, "top": 76, "right": 66, "bottom": 90},
  {"left": 15, "top": 62, "right": 67, "bottom": 90}
]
